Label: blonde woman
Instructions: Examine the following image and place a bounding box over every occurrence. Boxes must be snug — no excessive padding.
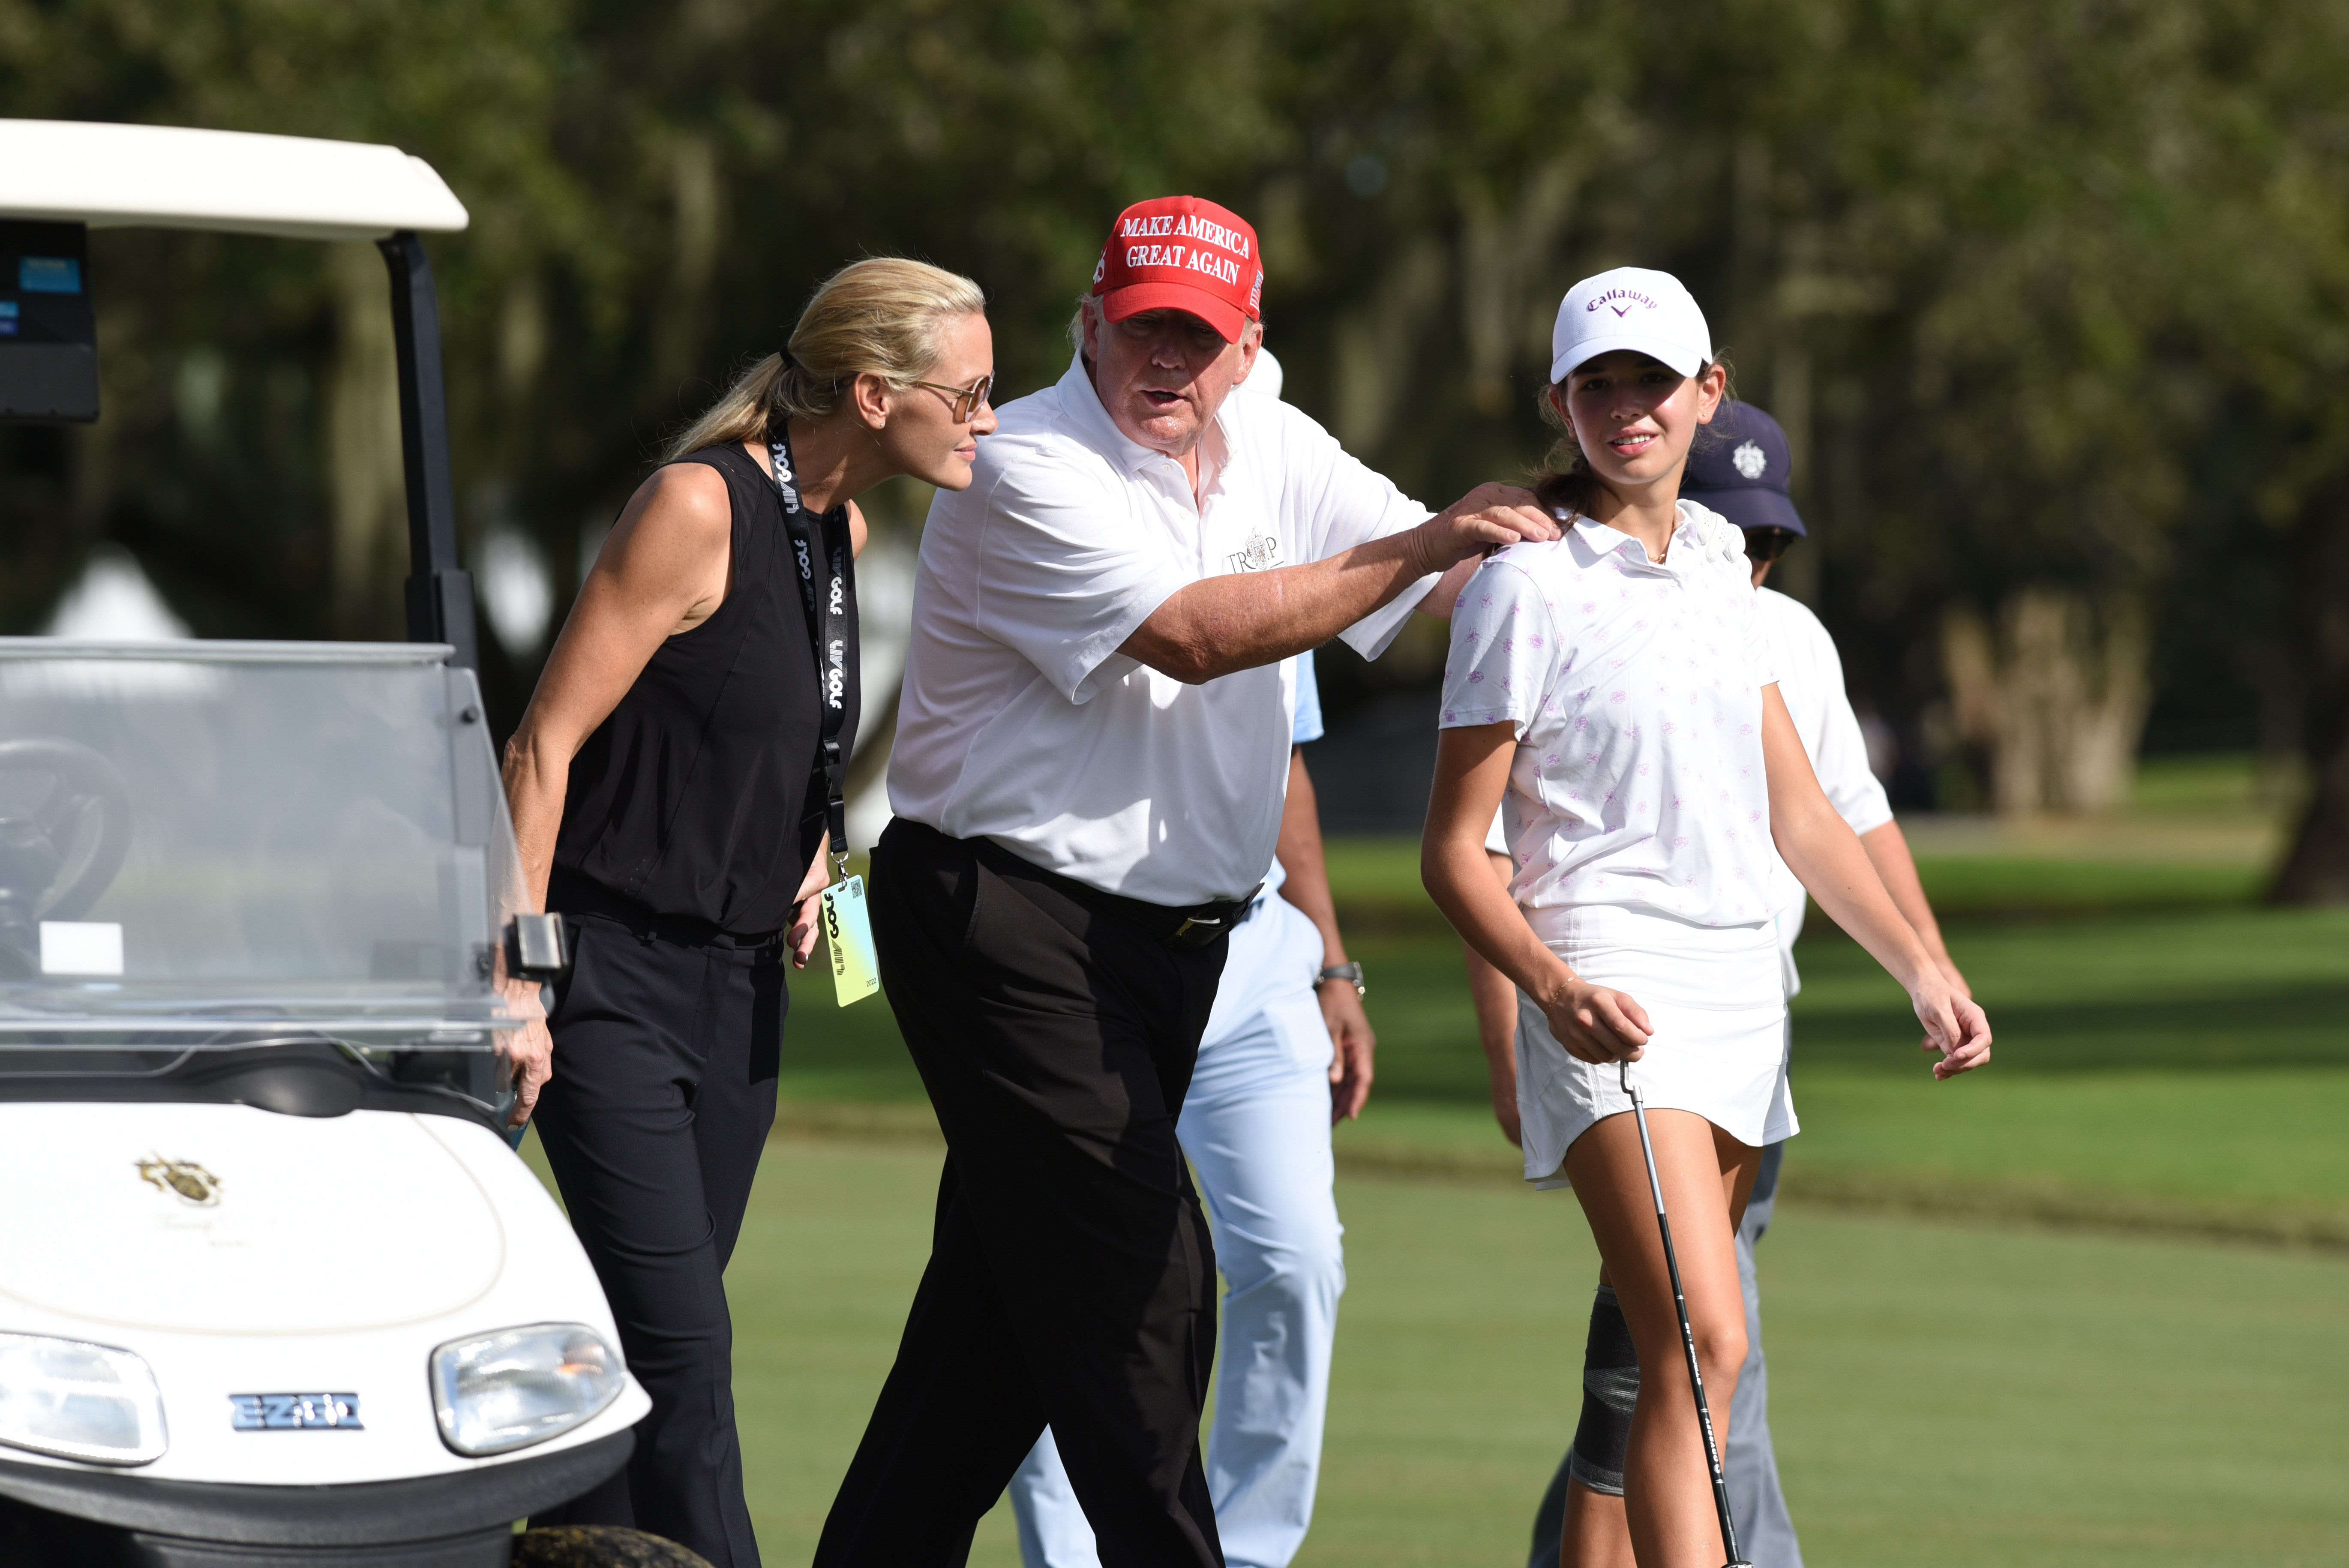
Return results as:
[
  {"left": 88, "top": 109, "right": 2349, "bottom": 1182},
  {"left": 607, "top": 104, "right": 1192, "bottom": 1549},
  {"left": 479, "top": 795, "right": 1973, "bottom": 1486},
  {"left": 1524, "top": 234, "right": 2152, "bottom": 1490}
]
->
[
  {"left": 1422, "top": 267, "right": 1989, "bottom": 1568},
  {"left": 502, "top": 258, "right": 996, "bottom": 1568}
]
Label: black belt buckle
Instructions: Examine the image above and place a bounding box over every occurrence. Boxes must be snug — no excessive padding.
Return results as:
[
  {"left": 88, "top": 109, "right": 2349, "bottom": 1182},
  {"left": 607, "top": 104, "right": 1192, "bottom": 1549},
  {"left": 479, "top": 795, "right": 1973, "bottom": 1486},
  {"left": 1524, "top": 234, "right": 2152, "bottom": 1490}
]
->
[
  {"left": 1165, "top": 914, "right": 1229, "bottom": 950},
  {"left": 1163, "top": 882, "right": 1264, "bottom": 950}
]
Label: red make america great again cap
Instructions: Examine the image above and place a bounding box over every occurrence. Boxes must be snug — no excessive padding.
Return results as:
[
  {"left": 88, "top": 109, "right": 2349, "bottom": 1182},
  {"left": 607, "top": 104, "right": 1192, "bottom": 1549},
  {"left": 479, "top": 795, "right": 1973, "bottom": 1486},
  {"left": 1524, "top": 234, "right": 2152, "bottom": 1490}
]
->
[{"left": 1091, "top": 195, "right": 1264, "bottom": 343}]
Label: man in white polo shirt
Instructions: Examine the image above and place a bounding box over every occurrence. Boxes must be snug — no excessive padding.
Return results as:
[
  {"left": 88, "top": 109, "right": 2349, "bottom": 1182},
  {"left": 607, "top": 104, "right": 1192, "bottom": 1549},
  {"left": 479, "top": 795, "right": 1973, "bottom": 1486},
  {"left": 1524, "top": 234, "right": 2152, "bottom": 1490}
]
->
[
  {"left": 1007, "top": 359, "right": 1371, "bottom": 1568},
  {"left": 813, "top": 196, "right": 1555, "bottom": 1568}
]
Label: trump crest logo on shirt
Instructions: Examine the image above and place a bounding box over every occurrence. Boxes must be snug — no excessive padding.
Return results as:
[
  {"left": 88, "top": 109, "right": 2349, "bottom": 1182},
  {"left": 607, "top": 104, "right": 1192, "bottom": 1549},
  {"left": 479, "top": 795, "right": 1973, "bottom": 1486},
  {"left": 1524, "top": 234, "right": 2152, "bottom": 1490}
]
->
[{"left": 1228, "top": 534, "right": 1283, "bottom": 573}]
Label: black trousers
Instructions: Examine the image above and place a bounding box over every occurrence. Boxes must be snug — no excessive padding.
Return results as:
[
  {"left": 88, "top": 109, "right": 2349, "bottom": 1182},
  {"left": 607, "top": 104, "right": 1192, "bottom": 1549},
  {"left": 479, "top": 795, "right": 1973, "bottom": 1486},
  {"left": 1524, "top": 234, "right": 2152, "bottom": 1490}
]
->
[
  {"left": 815, "top": 818, "right": 1229, "bottom": 1568},
  {"left": 530, "top": 904, "right": 785, "bottom": 1568}
]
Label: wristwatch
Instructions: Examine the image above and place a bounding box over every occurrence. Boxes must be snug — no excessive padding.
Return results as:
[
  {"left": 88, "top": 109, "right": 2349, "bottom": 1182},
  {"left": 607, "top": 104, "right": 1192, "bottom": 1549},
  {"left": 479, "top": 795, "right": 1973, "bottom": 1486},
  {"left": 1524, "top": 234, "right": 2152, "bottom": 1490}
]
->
[{"left": 1315, "top": 962, "right": 1365, "bottom": 998}]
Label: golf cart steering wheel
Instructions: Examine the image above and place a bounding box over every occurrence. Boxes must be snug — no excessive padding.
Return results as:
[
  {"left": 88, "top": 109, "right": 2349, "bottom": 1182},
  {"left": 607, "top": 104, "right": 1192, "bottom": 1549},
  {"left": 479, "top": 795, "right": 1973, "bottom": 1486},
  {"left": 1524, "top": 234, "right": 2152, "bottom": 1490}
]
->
[{"left": 0, "top": 738, "right": 136, "bottom": 976}]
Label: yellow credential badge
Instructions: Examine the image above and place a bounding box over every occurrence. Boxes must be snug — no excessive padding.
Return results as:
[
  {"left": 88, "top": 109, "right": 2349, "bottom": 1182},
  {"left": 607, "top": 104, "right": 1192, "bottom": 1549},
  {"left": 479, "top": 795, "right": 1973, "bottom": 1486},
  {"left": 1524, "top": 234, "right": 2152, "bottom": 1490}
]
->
[{"left": 822, "top": 873, "right": 880, "bottom": 1007}]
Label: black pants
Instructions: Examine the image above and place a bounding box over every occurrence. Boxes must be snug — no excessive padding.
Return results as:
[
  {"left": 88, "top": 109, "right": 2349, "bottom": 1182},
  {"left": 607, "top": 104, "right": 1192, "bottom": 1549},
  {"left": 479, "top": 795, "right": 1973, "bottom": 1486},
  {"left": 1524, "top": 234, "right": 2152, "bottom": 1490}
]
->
[
  {"left": 815, "top": 818, "right": 1229, "bottom": 1568},
  {"left": 531, "top": 904, "right": 785, "bottom": 1568}
]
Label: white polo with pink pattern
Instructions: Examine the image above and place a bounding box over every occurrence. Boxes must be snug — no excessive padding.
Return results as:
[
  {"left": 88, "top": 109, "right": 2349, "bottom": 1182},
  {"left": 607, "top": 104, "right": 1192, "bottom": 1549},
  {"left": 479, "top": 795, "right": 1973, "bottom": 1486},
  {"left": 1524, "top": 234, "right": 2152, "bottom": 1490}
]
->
[{"left": 1441, "top": 501, "right": 1798, "bottom": 928}]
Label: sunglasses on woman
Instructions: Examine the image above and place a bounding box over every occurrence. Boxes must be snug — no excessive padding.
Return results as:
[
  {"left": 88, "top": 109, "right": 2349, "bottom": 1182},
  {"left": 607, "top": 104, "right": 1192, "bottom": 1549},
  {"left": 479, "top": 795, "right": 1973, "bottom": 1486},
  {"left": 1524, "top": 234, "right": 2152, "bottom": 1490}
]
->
[
  {"left": 906, "top": 373, "right": 995, "bottom": 424},
  {"left": 1743, "top": 527, "right": 1798, "bottom": 564}
]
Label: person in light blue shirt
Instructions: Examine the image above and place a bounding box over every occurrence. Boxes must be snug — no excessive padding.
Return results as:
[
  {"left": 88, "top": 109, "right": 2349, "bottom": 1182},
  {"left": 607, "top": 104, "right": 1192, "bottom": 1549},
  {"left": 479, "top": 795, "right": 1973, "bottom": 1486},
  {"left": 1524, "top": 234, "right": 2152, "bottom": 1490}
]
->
[{"left": 1008, "top": 645, "right": 1372, "bottom": 1568}]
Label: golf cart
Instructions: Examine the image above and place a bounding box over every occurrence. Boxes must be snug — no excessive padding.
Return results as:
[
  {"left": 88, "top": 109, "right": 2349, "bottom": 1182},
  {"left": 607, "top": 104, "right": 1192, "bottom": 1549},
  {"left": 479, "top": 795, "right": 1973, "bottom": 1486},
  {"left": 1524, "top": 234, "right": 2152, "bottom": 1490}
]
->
[{"left": 0, "top": 123, "right": 653, "bottom": 1566}]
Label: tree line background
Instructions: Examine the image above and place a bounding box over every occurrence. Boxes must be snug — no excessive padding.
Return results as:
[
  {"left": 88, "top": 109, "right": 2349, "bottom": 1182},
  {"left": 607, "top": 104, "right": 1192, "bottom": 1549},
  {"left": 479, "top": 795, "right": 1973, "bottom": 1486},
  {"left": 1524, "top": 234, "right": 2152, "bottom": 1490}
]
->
[{"left": 6, "top": 0, "right": 2349, "bottom": 899}]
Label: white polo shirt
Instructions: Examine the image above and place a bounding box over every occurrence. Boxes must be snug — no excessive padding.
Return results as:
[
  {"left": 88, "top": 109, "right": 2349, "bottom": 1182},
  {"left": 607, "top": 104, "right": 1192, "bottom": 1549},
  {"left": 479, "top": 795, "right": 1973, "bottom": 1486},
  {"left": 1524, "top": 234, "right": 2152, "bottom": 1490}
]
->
[
  {"left": 1441, "top": 502, "right": 1799, "bottom": 928},
  {"left": 1759, "top": 585, "right": 1894, "bottom": 992},
  {"left": 1760, "top": 588, "right": 1891, "bottom": 850},
  {"left": 888, "top": 354, "right": 1435, "bottom": 907}
]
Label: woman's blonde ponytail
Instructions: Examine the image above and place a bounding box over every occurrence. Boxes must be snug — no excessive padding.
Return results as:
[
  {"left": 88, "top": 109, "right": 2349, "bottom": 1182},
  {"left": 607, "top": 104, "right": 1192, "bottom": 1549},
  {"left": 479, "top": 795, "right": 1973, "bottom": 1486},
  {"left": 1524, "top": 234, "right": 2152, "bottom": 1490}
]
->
[{"left": 666, "top": 257, "right": 987, "bottom": 461}]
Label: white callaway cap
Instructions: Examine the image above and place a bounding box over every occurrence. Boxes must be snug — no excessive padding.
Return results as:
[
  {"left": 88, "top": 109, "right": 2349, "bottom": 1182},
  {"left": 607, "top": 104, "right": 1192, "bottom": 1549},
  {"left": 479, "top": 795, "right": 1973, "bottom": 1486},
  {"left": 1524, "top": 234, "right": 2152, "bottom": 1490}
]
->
[{"left": 1550, "top": 266, "right": 1713, "bottom": 383}]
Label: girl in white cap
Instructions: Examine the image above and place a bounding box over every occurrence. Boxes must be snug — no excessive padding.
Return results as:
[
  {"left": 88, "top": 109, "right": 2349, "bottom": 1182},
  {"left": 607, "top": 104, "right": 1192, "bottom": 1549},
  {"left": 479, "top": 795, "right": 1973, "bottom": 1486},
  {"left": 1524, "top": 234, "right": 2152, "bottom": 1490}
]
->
[{"left": 1421, "top": 266, "right": 1991, "bottom": 1566}]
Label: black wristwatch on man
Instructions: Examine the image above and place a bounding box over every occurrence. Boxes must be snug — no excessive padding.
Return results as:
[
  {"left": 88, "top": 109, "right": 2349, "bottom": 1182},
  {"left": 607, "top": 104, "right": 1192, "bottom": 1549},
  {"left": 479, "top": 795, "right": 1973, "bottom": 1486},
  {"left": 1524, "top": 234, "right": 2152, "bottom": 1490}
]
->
[{"left": 1314, "top": 962, "right": 1365, "bottom": 998}]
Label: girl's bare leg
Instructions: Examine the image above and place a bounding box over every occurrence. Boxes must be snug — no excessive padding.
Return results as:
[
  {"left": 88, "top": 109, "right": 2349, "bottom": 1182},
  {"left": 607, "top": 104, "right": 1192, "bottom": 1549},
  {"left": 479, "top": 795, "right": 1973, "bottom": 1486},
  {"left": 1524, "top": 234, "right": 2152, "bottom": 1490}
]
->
[{"left": 1566, "top": 1111, "right": 1760, "bottom": 1568}]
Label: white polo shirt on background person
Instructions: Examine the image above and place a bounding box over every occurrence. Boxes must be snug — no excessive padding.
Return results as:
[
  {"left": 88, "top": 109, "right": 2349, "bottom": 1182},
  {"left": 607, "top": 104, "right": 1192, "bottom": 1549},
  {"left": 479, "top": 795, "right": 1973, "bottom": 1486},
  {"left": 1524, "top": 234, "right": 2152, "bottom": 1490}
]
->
[
  {"left": 888, "top": 354, "right": 1436, "bottom": 907},
  {"left": 1757, "top": 586, "right": 1893, "bottom": 992}
]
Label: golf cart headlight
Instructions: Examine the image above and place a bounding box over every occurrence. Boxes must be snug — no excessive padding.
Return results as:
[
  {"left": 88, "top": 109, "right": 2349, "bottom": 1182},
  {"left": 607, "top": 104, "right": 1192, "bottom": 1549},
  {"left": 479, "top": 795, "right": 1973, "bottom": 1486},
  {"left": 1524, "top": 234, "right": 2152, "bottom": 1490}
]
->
[
  {"left": 0, "top": 1333, "right": 168, "bottom": 1466},
  {"left": 430, "top": 1323, "right": 621, "bottom": 1457}
]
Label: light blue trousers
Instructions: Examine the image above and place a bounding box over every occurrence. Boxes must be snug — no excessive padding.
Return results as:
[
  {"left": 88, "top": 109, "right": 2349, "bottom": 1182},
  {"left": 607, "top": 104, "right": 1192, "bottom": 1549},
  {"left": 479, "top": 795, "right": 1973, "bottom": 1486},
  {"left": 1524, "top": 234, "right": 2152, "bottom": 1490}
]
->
[
  {"left": 1724, "top": 1170, "right": 1802, "bottom": 1568},
  {"left": 1009, "top": 993, "right": 1345, "bottom": 1568}
]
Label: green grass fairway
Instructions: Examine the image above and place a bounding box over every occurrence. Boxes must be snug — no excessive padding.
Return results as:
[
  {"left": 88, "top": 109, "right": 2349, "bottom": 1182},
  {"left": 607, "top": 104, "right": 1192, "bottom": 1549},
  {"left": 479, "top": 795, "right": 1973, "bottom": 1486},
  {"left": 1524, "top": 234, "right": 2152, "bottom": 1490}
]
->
[
  {"left": 700, "top": 1139, "right": 2349, "bottom": 1568},
  {"left": 534, "top": 759, "right": 2349, "bottom": 1561},
  {"left": 1758, "top": 1206, "right": 2349, "bottom": 1568},
  {"left": 774, "top": 889, "right": 2349, "bottom": 1241}
]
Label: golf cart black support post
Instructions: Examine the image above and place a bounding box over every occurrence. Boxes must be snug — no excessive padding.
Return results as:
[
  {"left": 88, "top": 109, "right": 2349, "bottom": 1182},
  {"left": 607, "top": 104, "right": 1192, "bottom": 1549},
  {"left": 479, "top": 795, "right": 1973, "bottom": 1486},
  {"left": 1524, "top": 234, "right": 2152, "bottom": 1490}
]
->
[{"left": 377, "top": 229, "right": 479, "bottom": 671}]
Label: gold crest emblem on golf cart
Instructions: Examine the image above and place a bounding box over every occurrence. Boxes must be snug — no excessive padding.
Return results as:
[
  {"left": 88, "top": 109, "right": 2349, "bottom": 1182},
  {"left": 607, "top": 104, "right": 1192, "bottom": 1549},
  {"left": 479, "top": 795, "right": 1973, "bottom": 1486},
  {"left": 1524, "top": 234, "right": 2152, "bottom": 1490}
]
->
[{"left": 138, "top": 1155, "right": 222, "bottom": 1206}]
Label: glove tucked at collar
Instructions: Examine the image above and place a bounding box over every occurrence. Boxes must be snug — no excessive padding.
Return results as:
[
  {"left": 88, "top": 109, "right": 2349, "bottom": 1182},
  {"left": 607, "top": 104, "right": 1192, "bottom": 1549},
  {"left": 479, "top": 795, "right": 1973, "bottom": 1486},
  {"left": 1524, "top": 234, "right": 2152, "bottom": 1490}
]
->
[{"left": 1676, "top": 499, "right": 1751, "bottom": 573}]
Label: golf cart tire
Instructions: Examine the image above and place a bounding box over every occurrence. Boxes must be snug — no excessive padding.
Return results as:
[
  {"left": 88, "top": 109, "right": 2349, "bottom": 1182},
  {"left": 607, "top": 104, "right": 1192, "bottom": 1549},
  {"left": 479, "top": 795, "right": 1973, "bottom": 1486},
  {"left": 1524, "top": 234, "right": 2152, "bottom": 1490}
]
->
[
  {"left": 512, "top": 1526, "right": 714, "bottom": 1568},
  {"left": 0, "top": 1430, "right": 630, "bottom": 1568}
]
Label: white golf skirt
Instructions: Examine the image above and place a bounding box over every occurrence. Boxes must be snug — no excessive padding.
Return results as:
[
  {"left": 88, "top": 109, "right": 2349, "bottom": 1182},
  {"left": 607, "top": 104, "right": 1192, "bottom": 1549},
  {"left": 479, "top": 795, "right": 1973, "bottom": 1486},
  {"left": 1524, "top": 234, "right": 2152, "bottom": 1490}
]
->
[{"left": 1512, "top": 903, "right": 1797, "bottom": 1188}]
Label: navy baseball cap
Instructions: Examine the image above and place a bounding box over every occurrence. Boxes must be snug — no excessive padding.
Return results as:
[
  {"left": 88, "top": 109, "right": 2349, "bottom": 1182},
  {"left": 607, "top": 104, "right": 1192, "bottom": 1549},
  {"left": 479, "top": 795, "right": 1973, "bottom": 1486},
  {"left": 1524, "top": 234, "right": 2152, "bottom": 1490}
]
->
[{"left": 1680, "top": 402, "right": 1805, "bottom": 537}]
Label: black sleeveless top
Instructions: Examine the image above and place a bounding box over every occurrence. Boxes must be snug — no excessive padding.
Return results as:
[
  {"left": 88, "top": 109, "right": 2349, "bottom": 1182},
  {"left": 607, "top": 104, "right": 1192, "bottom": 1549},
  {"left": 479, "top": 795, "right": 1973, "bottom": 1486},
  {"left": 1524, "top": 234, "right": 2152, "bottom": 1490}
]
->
[{"left": 550, "top": 443, "right": 859, "bottom": 934}]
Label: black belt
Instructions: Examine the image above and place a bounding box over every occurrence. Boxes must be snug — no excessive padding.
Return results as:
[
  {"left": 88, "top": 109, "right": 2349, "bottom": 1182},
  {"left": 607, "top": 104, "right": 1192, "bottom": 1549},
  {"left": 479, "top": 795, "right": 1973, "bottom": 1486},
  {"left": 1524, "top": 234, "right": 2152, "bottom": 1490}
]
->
[
  {"left": 1159, "top": 889, "right": 1266, "bottom": 950},
  {"left": 964, "top": 833, "right": 1261, "bottom": 952},
  {"left": 547, "top": 867, "right": 786, "bottom": 952}
]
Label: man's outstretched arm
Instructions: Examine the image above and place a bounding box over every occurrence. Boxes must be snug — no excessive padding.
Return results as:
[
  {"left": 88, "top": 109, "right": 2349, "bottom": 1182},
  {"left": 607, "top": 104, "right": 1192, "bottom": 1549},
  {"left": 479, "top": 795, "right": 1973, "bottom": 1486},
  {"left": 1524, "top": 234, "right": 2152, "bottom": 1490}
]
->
[{"left": 1120, "top": 485, "right": 1554, "bottom": 683}]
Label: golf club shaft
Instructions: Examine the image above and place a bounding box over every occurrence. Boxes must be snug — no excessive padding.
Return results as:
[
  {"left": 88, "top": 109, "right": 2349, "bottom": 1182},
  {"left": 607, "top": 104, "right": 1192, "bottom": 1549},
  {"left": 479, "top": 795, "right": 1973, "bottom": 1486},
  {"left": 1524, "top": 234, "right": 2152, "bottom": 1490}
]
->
[{"left": 1623, "top": 1062, "right": 1748, "bottom": 1568}]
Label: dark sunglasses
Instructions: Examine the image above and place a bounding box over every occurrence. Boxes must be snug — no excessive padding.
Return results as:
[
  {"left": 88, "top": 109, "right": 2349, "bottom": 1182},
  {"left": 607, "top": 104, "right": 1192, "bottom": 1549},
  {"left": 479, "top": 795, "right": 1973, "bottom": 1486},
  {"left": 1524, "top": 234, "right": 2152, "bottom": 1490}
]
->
[
  {"left": 1743, "top": 527, "right": 1799, "bottom": 564},
  {"left": 906, "top": 373, "right": 995, "bottom": 424}
]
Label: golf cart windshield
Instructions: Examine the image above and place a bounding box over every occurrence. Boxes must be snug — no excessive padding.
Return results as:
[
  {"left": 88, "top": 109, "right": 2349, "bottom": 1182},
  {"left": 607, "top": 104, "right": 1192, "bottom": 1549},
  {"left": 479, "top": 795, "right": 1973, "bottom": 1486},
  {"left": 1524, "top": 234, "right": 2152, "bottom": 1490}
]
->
[{"left": 0, "top": 639, "right": 531, "bottom": 1115}]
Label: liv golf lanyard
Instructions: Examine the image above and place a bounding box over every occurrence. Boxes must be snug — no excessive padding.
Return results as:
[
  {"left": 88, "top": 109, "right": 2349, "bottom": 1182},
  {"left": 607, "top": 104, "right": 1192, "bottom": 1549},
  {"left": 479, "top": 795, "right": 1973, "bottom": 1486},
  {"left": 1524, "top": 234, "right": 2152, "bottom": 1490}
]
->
[{"left": 768, "top": 424, "right": 879, "bottom": 1007}]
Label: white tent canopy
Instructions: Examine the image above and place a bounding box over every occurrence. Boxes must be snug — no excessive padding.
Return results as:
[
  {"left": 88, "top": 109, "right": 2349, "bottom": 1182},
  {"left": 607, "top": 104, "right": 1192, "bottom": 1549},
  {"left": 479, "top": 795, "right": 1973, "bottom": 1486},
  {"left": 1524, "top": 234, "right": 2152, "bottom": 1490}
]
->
[{"left": 0, "top": 120, "right": 466, "bottom": 241}]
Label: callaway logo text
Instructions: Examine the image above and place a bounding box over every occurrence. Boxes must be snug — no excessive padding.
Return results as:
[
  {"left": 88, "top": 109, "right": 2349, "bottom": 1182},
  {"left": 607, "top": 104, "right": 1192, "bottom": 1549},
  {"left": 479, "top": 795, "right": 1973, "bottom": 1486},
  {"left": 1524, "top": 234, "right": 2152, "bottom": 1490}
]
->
[{"left": 1584, "top": 287, "right": 1658, "bottom": 318}]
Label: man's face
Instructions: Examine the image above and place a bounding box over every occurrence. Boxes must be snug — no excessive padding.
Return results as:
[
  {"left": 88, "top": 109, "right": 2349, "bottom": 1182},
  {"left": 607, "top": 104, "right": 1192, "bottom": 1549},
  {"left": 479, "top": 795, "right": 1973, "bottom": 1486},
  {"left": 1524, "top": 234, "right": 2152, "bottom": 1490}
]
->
[{"left": 1084, "top": 305, "right": 1260, "bottom": 458}]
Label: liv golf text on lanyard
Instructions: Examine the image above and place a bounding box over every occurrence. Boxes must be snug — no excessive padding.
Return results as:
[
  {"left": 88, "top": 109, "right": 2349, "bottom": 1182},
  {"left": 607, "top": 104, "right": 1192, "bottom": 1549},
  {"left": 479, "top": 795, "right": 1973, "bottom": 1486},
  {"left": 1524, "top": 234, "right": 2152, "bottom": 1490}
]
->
[{"left": 769, "top": 422, "right": 879, "bottom": 1007}]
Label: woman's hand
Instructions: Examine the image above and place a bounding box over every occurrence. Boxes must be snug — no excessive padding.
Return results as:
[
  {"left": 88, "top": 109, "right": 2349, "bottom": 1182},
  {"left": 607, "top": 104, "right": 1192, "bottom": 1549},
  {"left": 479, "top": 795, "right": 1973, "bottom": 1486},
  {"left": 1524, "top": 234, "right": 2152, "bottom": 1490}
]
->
[
  {"left": 1908, "top": 970, "right": 1992, "bottom": 1080},
  {"left": 1536, "top": 976, "right": 1654, "bottom": 1066},
  {"left": 496, "top": 975, "right": 554, "bottom": 1129},
  {"left": 786, "top": 838, "right": 833, "bottom": 970},
  {"left": 1764, "top": 688, "right": 1992, "bottom": 1083}
]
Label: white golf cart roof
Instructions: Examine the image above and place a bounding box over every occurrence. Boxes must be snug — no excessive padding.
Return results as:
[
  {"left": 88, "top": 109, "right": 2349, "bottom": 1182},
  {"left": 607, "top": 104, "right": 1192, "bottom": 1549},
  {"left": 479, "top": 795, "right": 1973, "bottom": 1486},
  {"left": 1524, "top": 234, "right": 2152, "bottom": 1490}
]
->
[
  {"left": 0, "top": 118, "right": 480, "bottom": 658},
  {"left": 0, "top": 119, "right": 467, "bottom": 240}
]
